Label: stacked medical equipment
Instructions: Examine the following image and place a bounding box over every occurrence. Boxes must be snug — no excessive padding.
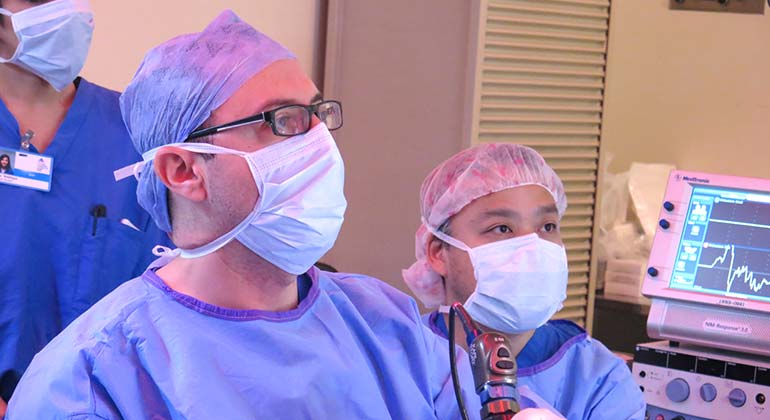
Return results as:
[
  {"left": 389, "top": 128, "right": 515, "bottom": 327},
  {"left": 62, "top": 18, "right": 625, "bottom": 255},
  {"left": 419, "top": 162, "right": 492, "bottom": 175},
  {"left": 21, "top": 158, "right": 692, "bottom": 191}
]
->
[{"left": 633, "top": 170, "right": 770, "bottom": 419}]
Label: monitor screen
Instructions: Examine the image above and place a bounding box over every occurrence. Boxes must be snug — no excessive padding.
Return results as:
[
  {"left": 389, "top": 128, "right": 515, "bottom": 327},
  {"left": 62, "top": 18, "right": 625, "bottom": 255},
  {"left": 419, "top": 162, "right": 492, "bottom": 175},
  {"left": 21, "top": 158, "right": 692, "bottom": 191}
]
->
[
  {"left": 645, "top": 171, "right": 770, "bottom": 314},
  {"left": 644, "top": 170, "right": 770, "bottom": 356},
  {"left": 670, "top": 185, "right": 770, "bottom": 304}
]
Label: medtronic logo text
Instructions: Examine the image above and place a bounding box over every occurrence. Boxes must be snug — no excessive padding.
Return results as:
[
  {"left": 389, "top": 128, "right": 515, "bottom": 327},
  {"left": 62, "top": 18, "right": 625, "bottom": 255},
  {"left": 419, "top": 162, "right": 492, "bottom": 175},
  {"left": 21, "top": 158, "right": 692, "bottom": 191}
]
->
[{"left": 682, "top": 176, "right": 710, "bottom": 184}]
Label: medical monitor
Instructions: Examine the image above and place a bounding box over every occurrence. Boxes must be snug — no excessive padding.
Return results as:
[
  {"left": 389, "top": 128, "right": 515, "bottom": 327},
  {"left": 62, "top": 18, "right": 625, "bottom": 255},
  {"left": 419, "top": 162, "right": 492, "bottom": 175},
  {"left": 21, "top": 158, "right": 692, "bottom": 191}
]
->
[{"left": 644, "top": 170, "right": 770, "bottom": 357}]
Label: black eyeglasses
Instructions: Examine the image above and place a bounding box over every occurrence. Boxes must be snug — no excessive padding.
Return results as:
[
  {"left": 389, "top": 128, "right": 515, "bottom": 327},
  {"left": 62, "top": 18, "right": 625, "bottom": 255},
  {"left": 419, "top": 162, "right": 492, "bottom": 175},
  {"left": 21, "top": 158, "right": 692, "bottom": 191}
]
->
[{"left": 187, "top": 100, "right": 343, "bottom": 140}]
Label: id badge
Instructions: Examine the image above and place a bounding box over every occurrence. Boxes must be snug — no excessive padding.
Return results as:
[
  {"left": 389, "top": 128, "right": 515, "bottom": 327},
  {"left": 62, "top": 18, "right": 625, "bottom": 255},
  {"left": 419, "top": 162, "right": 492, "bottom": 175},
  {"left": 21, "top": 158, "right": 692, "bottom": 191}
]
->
[{"left": 0, "top": 146, "right": 54, "bottom": 192}]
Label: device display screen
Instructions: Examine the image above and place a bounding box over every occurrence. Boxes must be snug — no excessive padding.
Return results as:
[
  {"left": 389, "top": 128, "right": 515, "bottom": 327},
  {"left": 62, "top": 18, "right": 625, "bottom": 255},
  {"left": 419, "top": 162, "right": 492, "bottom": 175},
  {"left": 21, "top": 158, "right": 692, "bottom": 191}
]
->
[{"left": 670, "top": 185, "right": 770, "bottom": 303}]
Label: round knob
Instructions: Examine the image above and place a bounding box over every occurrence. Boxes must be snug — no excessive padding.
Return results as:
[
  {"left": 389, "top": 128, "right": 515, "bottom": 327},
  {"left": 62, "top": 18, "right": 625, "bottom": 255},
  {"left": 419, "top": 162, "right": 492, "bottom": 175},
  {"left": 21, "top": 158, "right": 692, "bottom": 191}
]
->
[
  {"left": 663, "top": 201, "right": 675, "bottom": 212},
  {"left": 666, "top": 378, "right": 690, "bottom": 403},
  {"left": 757, "top": 393, "right": 766, "bottom": 405},
  {"left": 700, "top": 383, "right": 717, "bottom": 402},
  {"left": 728, "top": 388, "right": 747, "bottom": 407},
  {"left": 647, "top": 267, "right": 659, "bottom": 277},
  {"left": 659, "top": 219, "right": 671, "bottom": 230}
]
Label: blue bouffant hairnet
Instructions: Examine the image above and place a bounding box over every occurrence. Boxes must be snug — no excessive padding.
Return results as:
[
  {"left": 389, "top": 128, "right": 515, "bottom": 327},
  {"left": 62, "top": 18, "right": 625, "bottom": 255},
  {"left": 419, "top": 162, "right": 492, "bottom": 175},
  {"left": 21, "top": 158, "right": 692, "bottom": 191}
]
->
[{"left": 119, "top": 10, "right": 295, "bottom": 232}]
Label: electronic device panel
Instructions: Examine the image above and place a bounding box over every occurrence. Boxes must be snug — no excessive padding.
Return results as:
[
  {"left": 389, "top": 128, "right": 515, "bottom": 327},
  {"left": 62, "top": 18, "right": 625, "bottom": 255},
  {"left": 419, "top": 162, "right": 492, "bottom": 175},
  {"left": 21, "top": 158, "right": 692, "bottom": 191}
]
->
[
  {"left": 633, "top": 341, "right": 770, "bottom": 419},
  {"left": 644, "top": 170, "right": 770, "bottom": 357}
]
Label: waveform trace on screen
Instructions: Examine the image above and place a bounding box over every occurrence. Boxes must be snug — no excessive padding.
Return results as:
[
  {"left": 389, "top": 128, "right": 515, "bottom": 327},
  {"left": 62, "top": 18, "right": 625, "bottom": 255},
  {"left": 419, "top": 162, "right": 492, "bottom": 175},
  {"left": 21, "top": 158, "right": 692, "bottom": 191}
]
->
[
  {"left": 698, "top": 244, "right": 770, "bottom": 294},
  {"left": 670, "top": 185, "right": 770, "bottom": 303}
]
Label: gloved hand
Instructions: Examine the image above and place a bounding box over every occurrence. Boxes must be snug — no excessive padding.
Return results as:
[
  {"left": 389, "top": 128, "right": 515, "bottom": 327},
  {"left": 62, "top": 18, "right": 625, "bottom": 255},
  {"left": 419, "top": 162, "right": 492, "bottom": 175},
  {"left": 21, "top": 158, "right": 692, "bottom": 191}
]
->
[{"left": 512, "top": 408, "right": 565, "bottom": 420}]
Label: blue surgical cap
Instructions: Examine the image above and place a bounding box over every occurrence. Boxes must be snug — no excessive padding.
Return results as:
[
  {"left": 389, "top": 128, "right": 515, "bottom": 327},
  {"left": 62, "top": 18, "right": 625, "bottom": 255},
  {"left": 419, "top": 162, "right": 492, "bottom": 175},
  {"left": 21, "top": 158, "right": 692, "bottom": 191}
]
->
[{"left": 119, "top": 10, "right": 295, "bottom": 232}]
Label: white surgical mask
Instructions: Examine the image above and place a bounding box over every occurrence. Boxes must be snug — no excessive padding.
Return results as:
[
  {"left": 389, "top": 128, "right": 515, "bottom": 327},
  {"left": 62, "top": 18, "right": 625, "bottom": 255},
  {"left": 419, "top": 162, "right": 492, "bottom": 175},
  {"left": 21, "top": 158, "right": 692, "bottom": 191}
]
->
[
  {"left": 0, "top": 0, "right": 94, "bottom": 91},
  {"left": 433, "top": 228, "right": 568, "bottom": 334},
  {"left": 133, "top": 123, "right": 347, "bottom": 275}
]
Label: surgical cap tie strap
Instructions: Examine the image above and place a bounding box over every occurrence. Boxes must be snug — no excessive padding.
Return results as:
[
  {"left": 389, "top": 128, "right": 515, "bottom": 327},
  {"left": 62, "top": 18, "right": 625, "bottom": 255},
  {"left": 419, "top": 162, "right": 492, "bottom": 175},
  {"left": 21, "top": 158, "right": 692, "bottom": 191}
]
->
[{"left": 152, "top": 245, "right": 181, "bottom": 257}]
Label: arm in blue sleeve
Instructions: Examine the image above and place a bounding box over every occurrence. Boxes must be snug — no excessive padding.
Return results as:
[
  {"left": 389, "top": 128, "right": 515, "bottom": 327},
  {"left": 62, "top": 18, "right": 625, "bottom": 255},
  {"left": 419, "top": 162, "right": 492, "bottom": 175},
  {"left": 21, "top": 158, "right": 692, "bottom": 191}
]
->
[
  {"left": 585, "top": 352, "right": 646, "bottom": 420},
  {"left": 5, "top": 347, "right": 122, "bottom": 420}
]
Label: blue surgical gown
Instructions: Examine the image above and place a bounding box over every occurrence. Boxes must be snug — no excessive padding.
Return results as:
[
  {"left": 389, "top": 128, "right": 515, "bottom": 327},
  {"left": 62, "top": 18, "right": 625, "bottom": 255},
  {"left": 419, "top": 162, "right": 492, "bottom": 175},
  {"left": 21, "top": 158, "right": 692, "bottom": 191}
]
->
[
  {"left": 426, "top": 312, "right": 646, "bottom": 419},
  {"left": 0, "top": 78, "right": 169, "bottom": 401},
  {"left": 7, "top": 265, "right": 477, "bottom": 419}
]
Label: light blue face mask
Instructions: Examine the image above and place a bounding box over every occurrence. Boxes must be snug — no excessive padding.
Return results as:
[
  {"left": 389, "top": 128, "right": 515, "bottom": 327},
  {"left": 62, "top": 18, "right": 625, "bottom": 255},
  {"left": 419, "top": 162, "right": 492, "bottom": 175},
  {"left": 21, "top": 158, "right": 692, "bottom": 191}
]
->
[
  {"left": 116, "top": 123, "right": 347, "bottom": 276},
  {"left": 0, "top": 0, "right": 94, "bottom": 91},
  {"left": 432, "top": 228, "right": 569, "bottom": 334}
]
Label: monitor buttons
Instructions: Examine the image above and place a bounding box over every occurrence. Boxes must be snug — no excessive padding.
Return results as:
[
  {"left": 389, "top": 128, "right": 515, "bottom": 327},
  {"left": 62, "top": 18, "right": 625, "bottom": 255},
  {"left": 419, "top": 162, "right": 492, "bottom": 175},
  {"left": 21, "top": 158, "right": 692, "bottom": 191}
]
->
[
  {"left": 666, "top": 378, "right": 690, "bottom": 403},
  {"left": 728, "top": 388, "right": 747, "bottom": 407},
  {"left": 699, "top": 383, "right": 717, "bottom": 402}
]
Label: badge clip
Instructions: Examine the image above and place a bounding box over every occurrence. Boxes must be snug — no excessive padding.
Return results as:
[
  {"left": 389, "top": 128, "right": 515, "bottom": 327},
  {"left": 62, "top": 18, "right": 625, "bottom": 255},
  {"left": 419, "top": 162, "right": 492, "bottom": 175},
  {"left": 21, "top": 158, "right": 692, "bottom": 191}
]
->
[{"left": 20, "top": 129, "right": 34, "bottom": 151}]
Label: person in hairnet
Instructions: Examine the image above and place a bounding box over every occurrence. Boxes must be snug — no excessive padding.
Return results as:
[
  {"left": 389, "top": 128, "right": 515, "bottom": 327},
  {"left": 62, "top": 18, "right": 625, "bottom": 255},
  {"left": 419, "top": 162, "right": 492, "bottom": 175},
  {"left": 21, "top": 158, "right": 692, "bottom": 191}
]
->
[
  {"left": 403, "top": 144, "right": 646, "bottom": 419},
  {"left": 0, "top": 0, "right": 169, "bottom": 412},
  {"left": 6, "top": 10, "right": 478, "bottom": 419}
]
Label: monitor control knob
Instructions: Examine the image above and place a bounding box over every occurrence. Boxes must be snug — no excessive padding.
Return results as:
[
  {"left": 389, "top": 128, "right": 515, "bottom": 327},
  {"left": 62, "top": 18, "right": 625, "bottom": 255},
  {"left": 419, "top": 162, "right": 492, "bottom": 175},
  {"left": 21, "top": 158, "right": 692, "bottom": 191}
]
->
[
  {"left": 729, "top": 388, "right": 747, "bottom": 407},
  {"left": 659, "top": 219, "right": 671, "bottom": 229},
  {"left": 663, "top": 201, "right": 675, "bottom": 211},
  {"left": 700, "top": 383, "right": 717, "bottom": 402},
  {"left": 647, "top": 267, "right": 659, "bottom": 277},
  {"left": 666, "top": 378, "right": 690, "bottom": 403}
]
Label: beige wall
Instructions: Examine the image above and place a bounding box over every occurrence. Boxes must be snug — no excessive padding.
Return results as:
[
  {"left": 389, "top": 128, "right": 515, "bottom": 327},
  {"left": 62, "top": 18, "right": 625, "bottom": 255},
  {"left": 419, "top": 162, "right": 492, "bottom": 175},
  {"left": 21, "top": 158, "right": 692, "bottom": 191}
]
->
[
  {"left": 601, "top": 0, "right": 770, "bottom": 178},
  {"left": 81, "top": 0, "right": 325, "bottom": 91},
  {"left": 322, "top": 1, "right": 476, "bottom": 296}
]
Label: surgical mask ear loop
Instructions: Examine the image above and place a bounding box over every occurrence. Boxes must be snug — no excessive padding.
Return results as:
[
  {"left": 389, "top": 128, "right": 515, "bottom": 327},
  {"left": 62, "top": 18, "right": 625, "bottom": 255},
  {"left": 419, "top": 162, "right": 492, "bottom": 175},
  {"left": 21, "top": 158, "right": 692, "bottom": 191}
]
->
[
  {"left": 114, "top": 143, "right": 245, "bottom": 182},
  {"left": 423, "top": 219, "right": 472, "bottom": 252}
]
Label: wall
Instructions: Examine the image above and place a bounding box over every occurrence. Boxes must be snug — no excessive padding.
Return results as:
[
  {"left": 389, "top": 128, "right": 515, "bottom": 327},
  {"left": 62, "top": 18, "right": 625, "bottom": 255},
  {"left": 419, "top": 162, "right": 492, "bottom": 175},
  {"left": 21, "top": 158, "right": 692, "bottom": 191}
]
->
[
  {"left": 322, "top": 1, "right": 475, "bottom": 297},
  {"left": 601, "top": 0, "right": 770, "bottom": 178},
  {"left": 81, "top": 0, "right": 325, "bottom": 90}
]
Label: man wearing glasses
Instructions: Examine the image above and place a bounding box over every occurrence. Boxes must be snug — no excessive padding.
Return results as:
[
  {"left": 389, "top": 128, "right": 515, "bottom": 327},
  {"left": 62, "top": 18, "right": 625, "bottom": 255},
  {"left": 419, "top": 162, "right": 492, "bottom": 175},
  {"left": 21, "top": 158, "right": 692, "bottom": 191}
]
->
[{"left": 6, "top": 10, "right": 476, "bottom": 419}]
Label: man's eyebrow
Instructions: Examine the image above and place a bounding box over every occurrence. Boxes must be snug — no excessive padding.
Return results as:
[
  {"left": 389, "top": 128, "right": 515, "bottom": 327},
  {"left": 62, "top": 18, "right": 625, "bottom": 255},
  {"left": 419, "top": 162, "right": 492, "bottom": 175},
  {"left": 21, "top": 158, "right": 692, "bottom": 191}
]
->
[
  {"left": 252, "top": 92, "right": 324, "bottom": 115},
  {"left": 477, "top": 208, "right": 521, "bottom": 221},
  {"left": 475, "top": 204, "right": 558, "bottom": 222},
  {"left": 536, "top": 204, "right": 559, "bottom": 216}
]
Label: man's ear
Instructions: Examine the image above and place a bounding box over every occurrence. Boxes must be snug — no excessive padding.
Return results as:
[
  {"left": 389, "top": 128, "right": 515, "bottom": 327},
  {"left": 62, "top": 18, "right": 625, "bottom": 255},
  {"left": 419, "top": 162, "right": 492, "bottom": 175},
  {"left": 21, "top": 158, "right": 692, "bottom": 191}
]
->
[
  {"left": 153, "top": 147, "right": 207, "bottom": 202},
  {"left": 426, "top": 234, "right": 449, "bottom": 278}
]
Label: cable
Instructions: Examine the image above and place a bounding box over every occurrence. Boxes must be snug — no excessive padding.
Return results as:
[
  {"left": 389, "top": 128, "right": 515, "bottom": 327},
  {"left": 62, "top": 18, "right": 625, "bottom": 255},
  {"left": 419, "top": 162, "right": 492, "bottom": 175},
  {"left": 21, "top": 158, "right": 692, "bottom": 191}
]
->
[{"left": 449, "top": 305, "right": 471, "bottom": 420}]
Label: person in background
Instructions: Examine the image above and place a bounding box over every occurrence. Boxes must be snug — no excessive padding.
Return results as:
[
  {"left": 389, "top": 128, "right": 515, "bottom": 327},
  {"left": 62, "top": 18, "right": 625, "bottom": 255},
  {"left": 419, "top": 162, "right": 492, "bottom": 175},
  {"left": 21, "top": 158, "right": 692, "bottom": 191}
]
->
[
  {"left": 6, "top": 10, "right": 477, "bottom": 419},
  {"left": 0, "top": 0, "right": 169, "bottom": 413},
  {"left": 403, "top": 143, "right": 646, "bottom": 419}
]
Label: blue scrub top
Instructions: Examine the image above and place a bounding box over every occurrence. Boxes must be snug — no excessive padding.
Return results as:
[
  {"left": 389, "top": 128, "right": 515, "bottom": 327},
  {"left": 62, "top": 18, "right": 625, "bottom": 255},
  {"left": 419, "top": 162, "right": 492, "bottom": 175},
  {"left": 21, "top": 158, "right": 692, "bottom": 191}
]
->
[
  {"left": 7, "top": 265, "right": 477, "bottom": 419},
  {"left": 0, "top": 78, "right": 170, "bottom": 401},
  {"left": 427, "top": 312, "right": 646, "bottom": 419}
]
